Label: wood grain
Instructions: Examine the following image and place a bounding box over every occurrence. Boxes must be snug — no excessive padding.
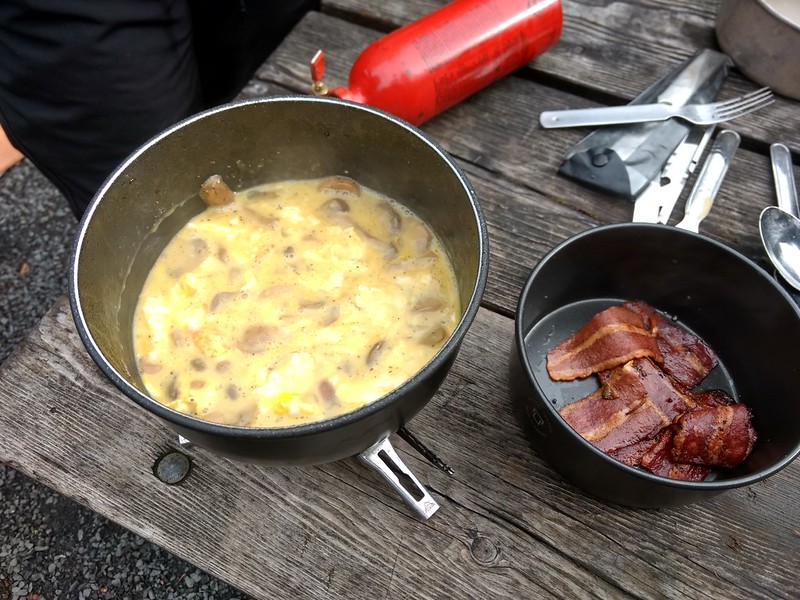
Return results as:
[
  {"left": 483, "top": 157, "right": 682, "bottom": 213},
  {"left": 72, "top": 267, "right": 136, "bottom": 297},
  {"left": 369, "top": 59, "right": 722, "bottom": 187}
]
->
[{"left": 320, "top": 0, "right": 799, "bottom": 153}]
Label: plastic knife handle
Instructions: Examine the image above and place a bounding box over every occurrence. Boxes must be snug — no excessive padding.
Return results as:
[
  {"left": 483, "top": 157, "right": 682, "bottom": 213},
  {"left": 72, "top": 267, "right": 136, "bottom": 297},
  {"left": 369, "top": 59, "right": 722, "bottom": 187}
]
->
[
  {"left": 770, "top": 143, "right": 799, "bottom": 218},
  {"left": 676, "top": 129, "right": 741, "bottom": 232},
  {"left": 539, "top": 103, "right": 673, "bottom": 128}
]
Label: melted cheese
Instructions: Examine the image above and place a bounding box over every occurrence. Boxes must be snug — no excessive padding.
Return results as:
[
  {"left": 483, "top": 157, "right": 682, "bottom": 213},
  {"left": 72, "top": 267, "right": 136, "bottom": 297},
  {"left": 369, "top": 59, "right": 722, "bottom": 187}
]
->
[{"left": 133, "top": 177, "right": 460, "bottom": 427}]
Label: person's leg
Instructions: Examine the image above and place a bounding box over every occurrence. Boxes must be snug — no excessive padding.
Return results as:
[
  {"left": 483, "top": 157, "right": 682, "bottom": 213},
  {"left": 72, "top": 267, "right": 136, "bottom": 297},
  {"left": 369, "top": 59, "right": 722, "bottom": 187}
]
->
[
  {"left": 188, "top": 0, "right": 320, "bottom": 106},
  {"left": 0, "top": 0, "right": 202, "bottom": 218},
  {"left": 0, "top": 124, "right": 23, "bottom": 175}
]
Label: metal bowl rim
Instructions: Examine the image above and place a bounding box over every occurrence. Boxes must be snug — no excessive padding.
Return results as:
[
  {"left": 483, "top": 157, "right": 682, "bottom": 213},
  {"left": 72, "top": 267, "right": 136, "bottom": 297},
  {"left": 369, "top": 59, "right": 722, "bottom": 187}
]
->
[
  {"left": 514, "top": 222, "right": 800, "bottom": 491},
  {"left": 69, "top": 95, "right": 490, "bottom": 440}
]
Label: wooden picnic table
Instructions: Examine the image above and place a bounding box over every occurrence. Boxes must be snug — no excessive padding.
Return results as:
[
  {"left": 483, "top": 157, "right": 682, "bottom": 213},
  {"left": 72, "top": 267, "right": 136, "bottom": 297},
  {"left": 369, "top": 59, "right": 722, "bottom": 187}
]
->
[{"left": 1, "top": 1, "right": 798, "bottom": 598}]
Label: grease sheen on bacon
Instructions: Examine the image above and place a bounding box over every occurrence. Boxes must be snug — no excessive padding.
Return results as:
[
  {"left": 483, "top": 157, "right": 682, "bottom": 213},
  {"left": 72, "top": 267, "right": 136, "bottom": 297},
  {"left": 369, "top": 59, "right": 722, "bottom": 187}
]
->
[
  {"left": 560, "top": 358, "right": 694, "bottom": 453},
  {"left": 549, "top": 301, "right": 757, "bottom": 481},
  {"left": 624, "top": 300, "right": 717, "bottom": 389},
  {"left": 546, "top": 305, "right": 662, "bottom": 381},
  {"left": 671, "top": 404, "right": 757, "bottom": 468},
  {"left": 639, "top": 428, "right": 710, "bottom": 482}
]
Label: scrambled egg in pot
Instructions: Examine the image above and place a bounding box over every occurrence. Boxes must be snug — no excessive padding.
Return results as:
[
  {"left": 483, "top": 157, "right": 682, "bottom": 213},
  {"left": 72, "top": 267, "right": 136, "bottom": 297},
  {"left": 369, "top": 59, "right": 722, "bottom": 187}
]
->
[{"left": 133, "top": 176, "right": 460, "bottom": 427}]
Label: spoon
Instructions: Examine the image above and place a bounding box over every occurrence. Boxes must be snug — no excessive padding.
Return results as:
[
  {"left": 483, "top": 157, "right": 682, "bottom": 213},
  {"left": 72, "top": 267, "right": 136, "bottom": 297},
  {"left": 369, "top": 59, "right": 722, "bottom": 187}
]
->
[{"left": 759, "top": 143, "right": 800, "bottom": 292}]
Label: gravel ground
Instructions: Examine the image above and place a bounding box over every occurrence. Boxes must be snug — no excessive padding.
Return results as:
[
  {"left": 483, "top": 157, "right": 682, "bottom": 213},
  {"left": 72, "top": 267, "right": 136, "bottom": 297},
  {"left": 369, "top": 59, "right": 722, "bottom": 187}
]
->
[{"left": 0, "top": 161, "right": 249, "bottom": 600}]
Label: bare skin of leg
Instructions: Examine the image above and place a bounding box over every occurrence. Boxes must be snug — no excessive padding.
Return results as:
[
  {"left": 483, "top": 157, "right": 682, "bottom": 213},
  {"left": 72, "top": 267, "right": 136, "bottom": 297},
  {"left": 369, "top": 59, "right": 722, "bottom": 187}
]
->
[{"left": 0, "top": 123, "right": 23, "bottom": 174}]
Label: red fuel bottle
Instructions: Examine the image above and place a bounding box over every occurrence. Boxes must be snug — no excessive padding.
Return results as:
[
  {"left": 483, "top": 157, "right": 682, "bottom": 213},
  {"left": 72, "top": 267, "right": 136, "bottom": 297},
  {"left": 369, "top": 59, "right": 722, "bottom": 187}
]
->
[{"left": 310, "top": 0, "right": 562, "bottom": 126}]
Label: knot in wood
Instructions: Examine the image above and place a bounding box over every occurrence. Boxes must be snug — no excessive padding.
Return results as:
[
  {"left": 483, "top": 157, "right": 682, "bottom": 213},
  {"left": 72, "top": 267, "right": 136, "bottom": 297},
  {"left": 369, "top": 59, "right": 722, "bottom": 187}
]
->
[{"left": 469, "top": 535, "right": 499, "bottom": 564}]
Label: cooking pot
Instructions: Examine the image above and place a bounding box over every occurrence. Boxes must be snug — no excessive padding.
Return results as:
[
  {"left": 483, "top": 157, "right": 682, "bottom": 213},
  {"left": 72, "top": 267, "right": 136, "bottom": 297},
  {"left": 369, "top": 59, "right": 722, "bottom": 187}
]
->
[
  {"left": 69, "top": 95, "right": 489, "bottom": 518},
  {"left": 510, "top": 223, "right": 800, "bottom": 508},
  {"left": 716, "top": 0, "right": 800, "bottom": 100}
]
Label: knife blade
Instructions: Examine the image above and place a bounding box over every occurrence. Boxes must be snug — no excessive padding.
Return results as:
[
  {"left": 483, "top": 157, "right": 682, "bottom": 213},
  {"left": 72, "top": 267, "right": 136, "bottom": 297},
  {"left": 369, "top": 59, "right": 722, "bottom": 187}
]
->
[
  {"left": 631, "top": 124, "right": 715, "bottom": 223},
  {"left": 657, "top": 125, "right": 715, "bottom": 224},
  {"left": 631, "top": 133, "right": 688, "bottom": 223}
]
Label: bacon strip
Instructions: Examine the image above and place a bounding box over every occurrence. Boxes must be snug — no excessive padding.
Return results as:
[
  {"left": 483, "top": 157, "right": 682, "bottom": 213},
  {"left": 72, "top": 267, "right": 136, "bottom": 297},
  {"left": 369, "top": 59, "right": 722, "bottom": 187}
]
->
[
  {"left": 560, "top": 358, "right": 692, "bottom": 453},
  {"left": 671, "top": 404, "right": 757, "bottom": 468},
  {"left": 608, "top": 435, "right": 659, "bottom": 467},
  {"left": 606, "top": 388, "right": 743, "bottom": 477},
  {"left": 547, "top": 305, "right": 662, "bottom": 381},
  {"left": 625, "top": 357, "right": 696, "bottom": 418},
  {"left": 640, "top": 428, "right": 710, "bottom": 481},
  {"left": 690, "top": 388, "right": 735, "bottom": 409},
  {"left": 551, "top": 301, "right": 756, "bottom": 481},
  {"left": 624, "top": 300, "right": 717, "bottom": 390}
]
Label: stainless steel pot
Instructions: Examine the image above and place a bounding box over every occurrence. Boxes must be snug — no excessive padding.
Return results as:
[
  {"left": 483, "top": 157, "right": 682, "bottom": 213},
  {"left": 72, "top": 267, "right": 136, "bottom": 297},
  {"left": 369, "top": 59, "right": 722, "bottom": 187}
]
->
[
  {"left": 69, "top": 95, "right": 489, "bottom": 518},
  {"left": 716, "top": 0, "right": 800, "bottom": 100}
]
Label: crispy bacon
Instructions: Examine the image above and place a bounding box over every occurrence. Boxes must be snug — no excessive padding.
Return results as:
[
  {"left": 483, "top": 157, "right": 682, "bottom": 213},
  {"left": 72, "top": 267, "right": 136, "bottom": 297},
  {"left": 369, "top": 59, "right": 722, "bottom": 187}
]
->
[
  {"left": 608, "top": 436, "right": 658, "bottom": 467},
  {"left": 560, "top": 358, "right": 693, "bottom": 453},
  {"left": 606, "top": 388, "right": 746, "bottom": 478},
  {"left": 625, "top": 357, "right": 696, "bottom": 418},
  {"left": 671, "top": 404, "right": 757, "bottom": 468},
  {"left": 690, "top": 388, "right": 735, "bottom": 409},
  {"left": 547, "top": 305, "right": 662, "bottom": 381},
  {"left": 551, "top": 301, "right": 757, "bottom": 481},
  {"left": 624, "top": 300, "right": 717, "bottom": 390},
  {"left": 640, "top": 428, "right": 710, "bottom": 481}
]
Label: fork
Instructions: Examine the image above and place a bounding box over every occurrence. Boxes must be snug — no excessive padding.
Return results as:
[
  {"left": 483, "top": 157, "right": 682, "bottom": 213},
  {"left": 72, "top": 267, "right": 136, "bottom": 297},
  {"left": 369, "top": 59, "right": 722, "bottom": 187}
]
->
[{"left": 539, "top": 87, "right": 774, "bottom": 129}]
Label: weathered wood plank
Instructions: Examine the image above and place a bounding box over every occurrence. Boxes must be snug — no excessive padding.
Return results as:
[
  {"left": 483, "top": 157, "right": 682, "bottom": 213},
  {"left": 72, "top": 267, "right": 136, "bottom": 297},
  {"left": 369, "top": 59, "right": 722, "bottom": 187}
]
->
[
  {"left": 319, "top": 0, "right": 799, "bottom": 153},
  {"left": 1, "top": 298, "right": 797, "bottom": 600}
]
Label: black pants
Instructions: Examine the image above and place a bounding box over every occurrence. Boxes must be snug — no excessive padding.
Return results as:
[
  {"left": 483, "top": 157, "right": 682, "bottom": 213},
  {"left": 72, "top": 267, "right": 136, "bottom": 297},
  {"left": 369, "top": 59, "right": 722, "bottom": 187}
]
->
[{"left": 0, "top": 0, "right": 318, "bottom": 218}]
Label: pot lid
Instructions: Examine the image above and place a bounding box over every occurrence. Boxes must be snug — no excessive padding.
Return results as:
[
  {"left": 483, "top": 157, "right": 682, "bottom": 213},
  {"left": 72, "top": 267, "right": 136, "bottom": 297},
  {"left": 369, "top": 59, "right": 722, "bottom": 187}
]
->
[{"left": 760, "top": 0, "right": 800, "bottom": 28}]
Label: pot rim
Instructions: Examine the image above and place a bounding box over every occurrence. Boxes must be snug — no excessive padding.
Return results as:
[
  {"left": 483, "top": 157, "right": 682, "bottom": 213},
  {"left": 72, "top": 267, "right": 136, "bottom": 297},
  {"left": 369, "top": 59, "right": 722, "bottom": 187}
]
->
[
  {"left": 757, "top": 0, "right": 800, "bottom": 30},
  {"left": 69, "top": 94, "right": 490, "bottom": 441},
  {"left": 514, "top": 222, "right": 800, "bottom": 491}
]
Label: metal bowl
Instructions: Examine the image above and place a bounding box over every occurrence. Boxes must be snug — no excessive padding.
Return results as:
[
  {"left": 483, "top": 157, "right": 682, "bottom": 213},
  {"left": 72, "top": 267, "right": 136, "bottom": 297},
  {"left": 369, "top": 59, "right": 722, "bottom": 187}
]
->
[
  {"left": 69, "top": 95, "right": 489, "bottom": 467},
  {"left": 716, "top": 0, "right": 800, "bottom": 100},
  {"left": 510, "top": 223, "right": 800, "bottom": 508}
]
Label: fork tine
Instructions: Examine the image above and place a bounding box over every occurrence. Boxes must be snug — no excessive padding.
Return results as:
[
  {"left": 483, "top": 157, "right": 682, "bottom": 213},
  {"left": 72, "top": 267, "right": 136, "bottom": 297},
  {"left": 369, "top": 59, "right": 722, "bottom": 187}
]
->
[
  {"left": 715, "top": 94, "right": 774, "bottom": 121},
  {"left": 716, "top": 89, "right": 773, "bottom": 112},
  {"left": 713, "top": 86, "right": 772, "bottom": 109},
  {"left": 715, "top": 100, "right": 773, "bottom": 123},
  {"left": 736, "top": 87, "right": 773, "bottom": 104}
]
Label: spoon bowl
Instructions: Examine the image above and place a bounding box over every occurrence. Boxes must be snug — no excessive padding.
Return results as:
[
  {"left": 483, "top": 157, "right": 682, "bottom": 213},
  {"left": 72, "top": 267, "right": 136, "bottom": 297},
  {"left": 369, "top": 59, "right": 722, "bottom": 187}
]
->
[
  {"left": 759, "top": 205, "right": 800, "bottom": 292},
  {"left": 760, "top": 143, "right": 800, "bottom": 293}
]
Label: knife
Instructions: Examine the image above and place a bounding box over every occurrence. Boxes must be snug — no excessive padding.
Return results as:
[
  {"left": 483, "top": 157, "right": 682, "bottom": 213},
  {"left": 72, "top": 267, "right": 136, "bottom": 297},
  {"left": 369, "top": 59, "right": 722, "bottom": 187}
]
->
[{"left": 632, "top": 125, "right": 715, "bottom": 224}]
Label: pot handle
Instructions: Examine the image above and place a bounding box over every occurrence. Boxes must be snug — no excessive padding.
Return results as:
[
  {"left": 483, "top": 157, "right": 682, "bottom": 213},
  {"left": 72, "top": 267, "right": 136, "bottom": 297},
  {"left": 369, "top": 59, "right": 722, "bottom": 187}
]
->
[{"left": 358, "top": 437, "right": 440, "bottom": 520}]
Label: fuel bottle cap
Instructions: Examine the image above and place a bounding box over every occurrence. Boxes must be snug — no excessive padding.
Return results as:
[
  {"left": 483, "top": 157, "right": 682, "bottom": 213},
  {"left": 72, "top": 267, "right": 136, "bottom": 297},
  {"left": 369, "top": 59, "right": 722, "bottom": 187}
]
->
[{"left": 310, "top": 50, "right": 328, "bottom": 96}]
